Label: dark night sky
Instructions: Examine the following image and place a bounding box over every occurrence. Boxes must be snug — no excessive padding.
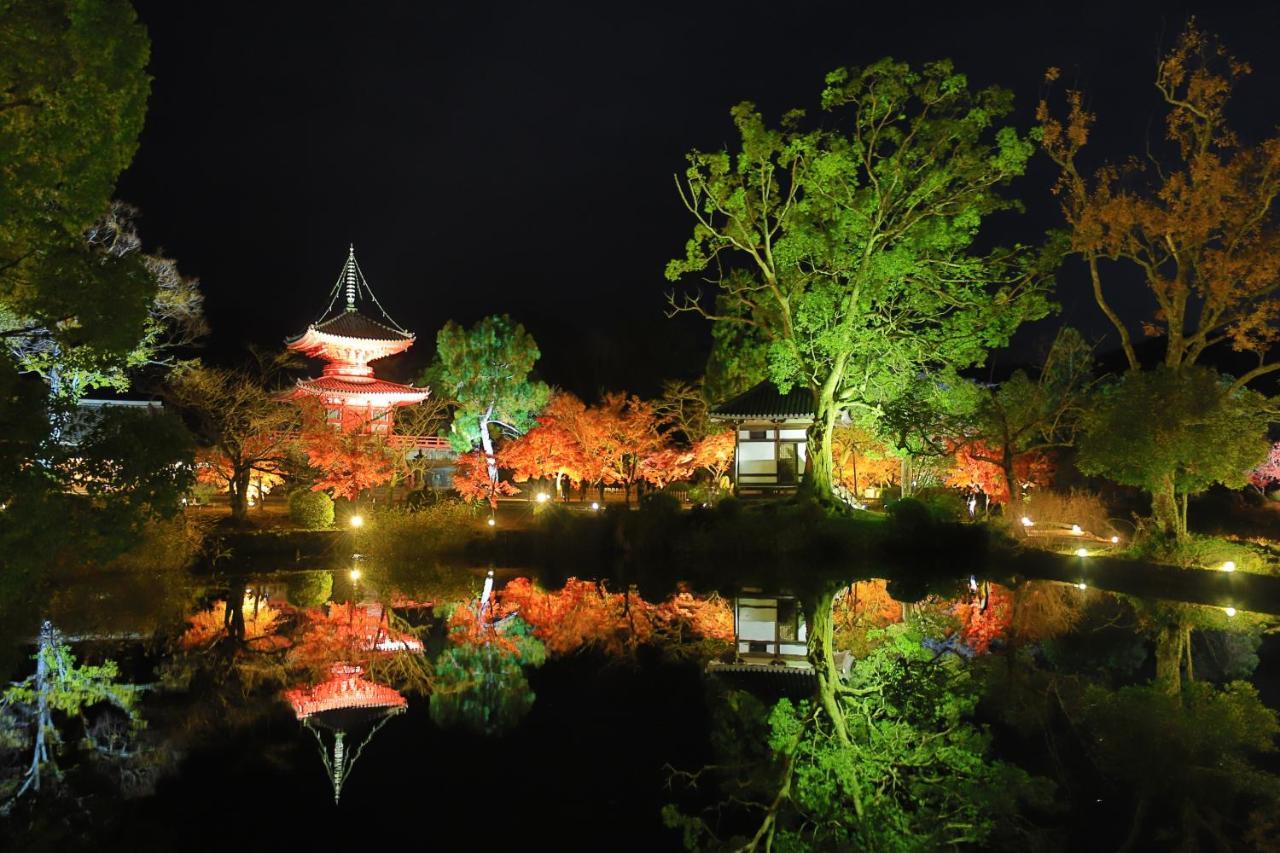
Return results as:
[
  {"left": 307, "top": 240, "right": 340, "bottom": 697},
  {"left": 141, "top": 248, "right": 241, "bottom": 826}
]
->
[{"left": 116, "top": 1, "right": 1280, "bottom": 398}]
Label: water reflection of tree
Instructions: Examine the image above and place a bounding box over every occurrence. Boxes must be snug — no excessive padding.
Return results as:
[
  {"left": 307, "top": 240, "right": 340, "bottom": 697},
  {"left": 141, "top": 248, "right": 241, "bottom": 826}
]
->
[{"left": 429, "top": 606, "right": 545, "bottom": 735}]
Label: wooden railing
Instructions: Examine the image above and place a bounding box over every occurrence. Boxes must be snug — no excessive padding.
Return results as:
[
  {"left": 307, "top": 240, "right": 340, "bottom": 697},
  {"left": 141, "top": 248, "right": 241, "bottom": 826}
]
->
[{"left": 385, "top": 434, "right": 452, "bottom": 450}]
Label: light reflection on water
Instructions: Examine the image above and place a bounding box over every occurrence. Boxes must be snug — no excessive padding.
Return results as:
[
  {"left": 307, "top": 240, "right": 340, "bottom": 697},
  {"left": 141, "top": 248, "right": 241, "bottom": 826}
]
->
[{"left": 6, "top": 556, "right": 1280, "bottom": 847}]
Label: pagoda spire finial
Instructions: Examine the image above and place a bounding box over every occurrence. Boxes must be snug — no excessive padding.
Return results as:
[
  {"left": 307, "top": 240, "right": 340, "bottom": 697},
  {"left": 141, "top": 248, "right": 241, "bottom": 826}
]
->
[{"left": 344, "top": 244, "right": 357, "bottom": 311}]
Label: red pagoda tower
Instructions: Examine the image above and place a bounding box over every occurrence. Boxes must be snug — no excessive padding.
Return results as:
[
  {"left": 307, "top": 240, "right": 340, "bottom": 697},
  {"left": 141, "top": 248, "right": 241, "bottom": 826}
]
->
[{"left": 287, "top": 246, "right": 428, "bottom": 433}]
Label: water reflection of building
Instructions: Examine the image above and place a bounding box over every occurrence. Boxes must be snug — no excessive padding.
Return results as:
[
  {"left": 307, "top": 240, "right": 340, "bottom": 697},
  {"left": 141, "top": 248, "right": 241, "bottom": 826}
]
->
[{"left": 285, "top": 663, "right": 407, "bottom": 804}]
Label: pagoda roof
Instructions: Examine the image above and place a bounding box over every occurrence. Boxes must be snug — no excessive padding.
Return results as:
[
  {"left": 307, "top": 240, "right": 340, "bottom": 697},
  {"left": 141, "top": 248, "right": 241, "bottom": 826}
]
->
[
  {"left": 306, "top": 310, "right": 411, "bottom": 343},
  {"left": 285, "top": 664, "right": 407, "bottom": 719},
  {"left": 709, "top": 380, "right": 815, "bottom": 422},
  {"left": 293, "top": 376, "right": 429, "bottom": 399},
  {"left": 289, "top": 246, "right": 414, "bottom": 345}
]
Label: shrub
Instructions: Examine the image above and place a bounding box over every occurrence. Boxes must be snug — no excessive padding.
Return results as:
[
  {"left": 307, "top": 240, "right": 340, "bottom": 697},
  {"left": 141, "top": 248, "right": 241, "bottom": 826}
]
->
[
  {"left": 360, "top": 500, "right": 477, "bottom": 561},
  {"left": 914, "top": 488, "right": 965, "bottom": 522},
  {"left": 288, "top": 490, "right": 334, "bottom": 529},
  {"left": 1021, "top": 489, "right": 1115, "bottom": 539}
]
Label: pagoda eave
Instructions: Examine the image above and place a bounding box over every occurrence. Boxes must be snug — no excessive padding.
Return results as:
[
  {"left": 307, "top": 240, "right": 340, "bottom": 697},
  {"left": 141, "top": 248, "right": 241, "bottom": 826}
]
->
[
  {"left": 287, "top": 327, "right": 415, "bottom": 362},
  {"left": 291, "top": 379, "right": 429, "bottom": 407}
]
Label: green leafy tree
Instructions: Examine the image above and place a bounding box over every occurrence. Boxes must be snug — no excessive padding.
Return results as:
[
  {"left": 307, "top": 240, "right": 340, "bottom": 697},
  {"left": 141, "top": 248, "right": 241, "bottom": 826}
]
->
[
  {"left": 58, "top": 404, "right": 195, "bottom": 532},
  {"left": 668, "top": 625, "right": 1044, "bottom": 850},
  {"left": 1077, "top": 366, "right": 1269, "bottom": 538},
  {"left": 0, "top": 0, "right": 152, "bottom": 362},
  {"left": 4, "top": 204, "right": 206, "bottom": 404},
  {"left": 424, "top": 315, "right": 549, "bottom": 481},
  {"left": 1, "top": 621, "right": 139, "bottom": 809},
  {"left": 1081, "top": 680, "right": 1280, "bottom": 850},
  {"left": 667, "top": 58, "right": 1053, "bottom": 502}
]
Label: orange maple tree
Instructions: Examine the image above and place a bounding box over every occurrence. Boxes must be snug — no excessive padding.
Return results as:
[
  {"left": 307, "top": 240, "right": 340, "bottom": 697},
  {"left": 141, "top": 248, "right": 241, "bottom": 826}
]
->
[
  {"left": 453, "top": 449, "right": 517, "bottom": 507},
  {"left": 831, "top": 425, "right": 899, "bottom": 495},
  {"left": 573, "top": 393, "right": 666, "bottom": 503},
  {"left": 945, "top": 441, "right": 1054, "bottom": 506},
  {"left": 497, "top": 392, "right": 589, "bottom": 495},
  {"left": 1040, "top": 22, "right": 1280, "bottom": 390},
  {"left": 303, "top": 429, "right": 397, "bottom": 501},
  {"left": 690, "top": 429, "right": 736, "bottom": 487},
  {"left": 296, "top": 400, "right": 398, "bottom": 501}
]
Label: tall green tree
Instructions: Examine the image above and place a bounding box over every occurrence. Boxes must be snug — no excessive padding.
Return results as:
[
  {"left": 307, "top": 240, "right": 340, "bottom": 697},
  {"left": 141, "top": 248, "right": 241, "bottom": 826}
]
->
[
  {"left": 424, "top": 315, "right": 549, "bottom": 481},
  {"left": 667, "top": 59, "right": 1052, "bottom": 502},
  {"left": 1078, "top": 366, "right": 1269, "bottom": 538},
  {"left": 0, "top": 0, "right": 152, "bottom": 360}
]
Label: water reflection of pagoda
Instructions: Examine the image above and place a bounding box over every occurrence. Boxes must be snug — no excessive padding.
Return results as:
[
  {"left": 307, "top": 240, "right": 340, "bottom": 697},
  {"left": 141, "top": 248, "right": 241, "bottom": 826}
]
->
[
  {"left": 286, "top": 246, "right": 429, "bottom": 434},
  {"left": 285, "top": 663, "right": 407, "bottom": 805}
]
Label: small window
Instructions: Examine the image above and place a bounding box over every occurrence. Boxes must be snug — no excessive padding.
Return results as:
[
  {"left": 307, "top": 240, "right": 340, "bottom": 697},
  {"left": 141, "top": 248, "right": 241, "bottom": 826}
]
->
[
  {"left": 748, "top": 429, "right": 768, "bottom": 440},
  {"left": 325, "top": 408, "right": 341, "bottom": 422}
]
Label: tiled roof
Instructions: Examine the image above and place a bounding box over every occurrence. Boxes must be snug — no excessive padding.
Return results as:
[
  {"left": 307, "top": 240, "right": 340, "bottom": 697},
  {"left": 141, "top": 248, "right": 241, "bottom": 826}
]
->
[
  {"left": 297, "top": 376, "right": 426, "bottom": 396},
  {"left": 709, "top": 381, "right": 814, "bottom": 421},
  {"left": 307, "top": 310, "right": 412, "bottom": 342},
  {"left": 285, "top": 664, "right": 407, "bottom": 719}
]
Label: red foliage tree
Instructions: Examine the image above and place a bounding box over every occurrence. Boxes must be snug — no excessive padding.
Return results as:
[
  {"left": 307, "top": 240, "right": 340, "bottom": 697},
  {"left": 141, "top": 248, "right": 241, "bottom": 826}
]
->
[
  {"left": 453, "top": 449, "right": 517, "bottom": 508},
  {"left": 1249, "top": 442, "right": 1280, "bottom": 489},
  {"left": 296, "top": 400, "right": 398, "bottom": 501},
  {"left": 303, "top": 430, "right": 397, "bottom": 501},
  {"left": 945, "top": 441, "right": 1053, "bottom": 506},
  {"left": 580, "top": 393, "right": 665, "bottom": 503},
  {"left": 497, "top": 393, "right": 589, "bottom": 495},
  {"left": 690, "top": 430, "right": 736, "bottom": 487}
]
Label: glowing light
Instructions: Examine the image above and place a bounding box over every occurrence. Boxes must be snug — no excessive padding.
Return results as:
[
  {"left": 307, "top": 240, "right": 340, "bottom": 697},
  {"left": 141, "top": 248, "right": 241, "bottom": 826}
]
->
[
  {"left": 1020, "top": 516, "right": 1033, "bottom": 527},
  {"left": 1070, "top": 524, "right": 1082, "bottom": 535},
  {"left": 487, "top": 517, "right": 496, "bottom": 527},
  {"left": 349, "top": 514, "right": 364, "bottom": 529},
  {"left": 1076, "top": 582, "right": 1087, "bottom": 590},
  {"left": 590, "top": 502, "right": 600, "bottom": 511},
  {"left": 1075, "top": 548, "right": 1088, "bottom": 558},
  {"left": 349, "top": 568, "right": 361, "bottom": 581},
  {"left": 968, "top": 575, "right": 978, "bottom": 592},
  {"left": 1110, "top": 535, "right": 1119, "bottom": 544},
  {"left": 536, "top": 492, "right": 550, "bottom": 503},
  {"left": 1224, "top": 606, "right": 1237, "bottom": 617},
  {"left": 1222, "top": 560, "right": 1236, "bottom": 573}
]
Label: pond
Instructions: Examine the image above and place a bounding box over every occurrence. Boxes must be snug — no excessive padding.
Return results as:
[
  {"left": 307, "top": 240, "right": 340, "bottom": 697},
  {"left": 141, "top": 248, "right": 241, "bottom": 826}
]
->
[{"left": 4, "top": 554, "right": 1280, "bottom": 851}]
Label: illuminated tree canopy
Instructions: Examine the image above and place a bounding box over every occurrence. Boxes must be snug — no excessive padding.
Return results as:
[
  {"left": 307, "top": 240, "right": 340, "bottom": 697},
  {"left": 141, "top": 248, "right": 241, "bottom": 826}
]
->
[{"left": 667, "top": 57, "right": 1053, "bottom": 501}]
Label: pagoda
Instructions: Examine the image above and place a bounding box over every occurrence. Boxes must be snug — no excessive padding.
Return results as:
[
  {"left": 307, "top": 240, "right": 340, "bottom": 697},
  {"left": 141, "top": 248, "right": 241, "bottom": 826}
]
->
[{"left": 287, "top": 246, "right": 428, "bottom": 434}]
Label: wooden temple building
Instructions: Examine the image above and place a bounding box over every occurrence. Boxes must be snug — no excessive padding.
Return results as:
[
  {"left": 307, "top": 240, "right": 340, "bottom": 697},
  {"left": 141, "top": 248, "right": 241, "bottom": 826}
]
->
[
  {"left": 286, "top": 246, "right": 436, "bottom": 438},
  {"left": 708, "top": 381, "right": 814, "bottom": 495}
]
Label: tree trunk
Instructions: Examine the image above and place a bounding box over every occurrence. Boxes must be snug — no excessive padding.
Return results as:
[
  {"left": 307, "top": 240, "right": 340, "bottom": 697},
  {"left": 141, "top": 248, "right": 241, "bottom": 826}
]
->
[
  {"left": 1154, "top": 623, "right": 1184, "bottom": 695},
  {"left": 1150, "top": 474, "right": 1182, "bottom": 539},
  {"left": 1001, "top": 445, "right": 1020, "bottom": 509},
  {"left": 479, "top": 406, "right": 498, "bottom": 483},
  {"left": 803, "top": 589, "right": 864, "bottom": 818},
  {"left": 803, "top": 391, "right": 839, "bottom": 503},
  {"left": 805, "top": 589, "right": 850, "bottom": 744},
  {"left": 229, "top": 467, "right": 251, "bottom": 523}
]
